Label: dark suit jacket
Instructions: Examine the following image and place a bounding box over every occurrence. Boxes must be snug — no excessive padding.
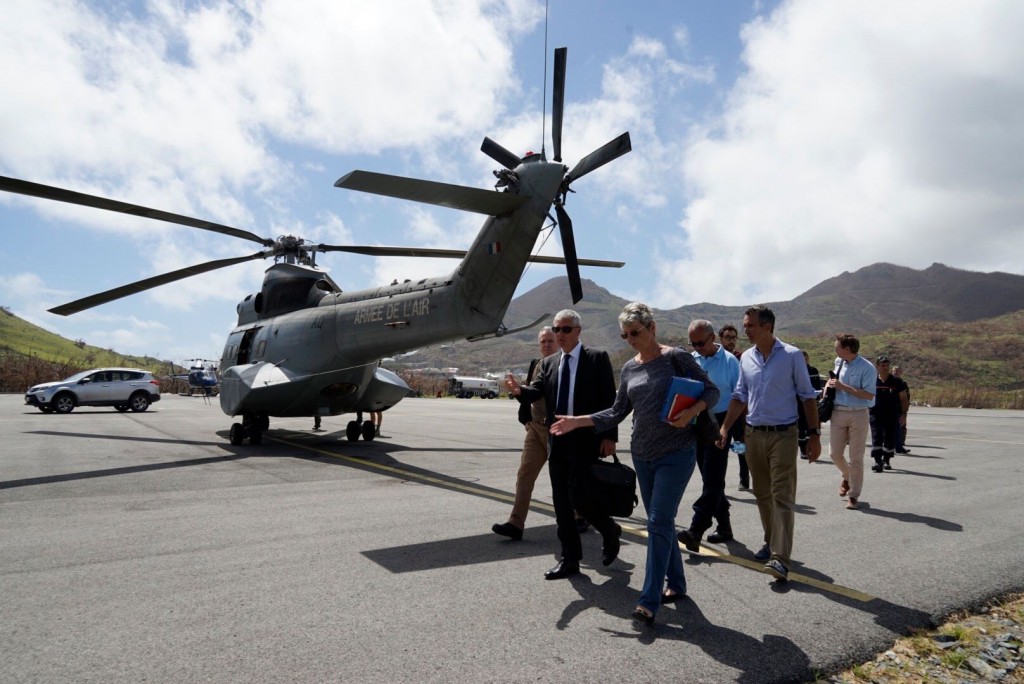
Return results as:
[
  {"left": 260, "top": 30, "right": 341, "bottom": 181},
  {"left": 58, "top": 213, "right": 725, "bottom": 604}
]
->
[
  {"left": 517, "top": 358, "right": 541, "bottom": 425},
  {"left": 517, "top": 345, "right": 618, "bottom": 457}
]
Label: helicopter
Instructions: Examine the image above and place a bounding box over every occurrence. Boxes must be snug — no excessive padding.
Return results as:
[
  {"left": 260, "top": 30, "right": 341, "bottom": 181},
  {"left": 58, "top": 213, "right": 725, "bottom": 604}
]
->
[
  {"left": 170, "top": 359, "right": 221, "bottom": 397},
  {"left": 0, "top": 47, "right": 630, "bottom": 446}
]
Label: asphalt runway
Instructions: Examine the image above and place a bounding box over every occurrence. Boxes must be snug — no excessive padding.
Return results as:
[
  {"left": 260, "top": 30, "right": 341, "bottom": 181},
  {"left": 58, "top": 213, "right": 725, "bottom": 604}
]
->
[{"left": 2, "top": 394, "right": 1022, "bottom": 683}]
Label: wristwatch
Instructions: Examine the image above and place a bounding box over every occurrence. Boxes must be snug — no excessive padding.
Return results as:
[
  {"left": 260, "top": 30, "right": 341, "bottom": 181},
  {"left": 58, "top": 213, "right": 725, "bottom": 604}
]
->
[{"left": 807, "top": 428, "right": 821, "bottom": 436}]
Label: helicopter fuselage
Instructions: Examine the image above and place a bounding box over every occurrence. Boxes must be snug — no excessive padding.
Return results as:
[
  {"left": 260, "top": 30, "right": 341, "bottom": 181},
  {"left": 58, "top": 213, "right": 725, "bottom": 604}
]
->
[{"left": 218, "top": 159, "right": 566, "bottom": 419}]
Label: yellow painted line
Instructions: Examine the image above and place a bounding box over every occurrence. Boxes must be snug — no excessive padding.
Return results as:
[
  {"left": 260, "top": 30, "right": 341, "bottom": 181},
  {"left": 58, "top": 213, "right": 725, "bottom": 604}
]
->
[
  {"left": 623, "top": 524, "right": 875, "bottom": 602},
  {"left": 272, "top": 434, "right": 874, "bottom": 602}
]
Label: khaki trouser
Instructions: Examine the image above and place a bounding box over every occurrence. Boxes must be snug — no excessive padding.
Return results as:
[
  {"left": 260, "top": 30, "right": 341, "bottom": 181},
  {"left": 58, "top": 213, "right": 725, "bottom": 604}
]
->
[
  {"left": 829, "top": 408, "right": 870, "bottom": 499},
  {"left": 509, "top": 421, "right": 549, "bottom": 527},
  {"left": 745, "top": 425, "right": 799, "bottom": 569}
]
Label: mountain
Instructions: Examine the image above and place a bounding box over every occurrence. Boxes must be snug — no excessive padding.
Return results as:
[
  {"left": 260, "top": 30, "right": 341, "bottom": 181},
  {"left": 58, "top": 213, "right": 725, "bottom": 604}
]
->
[{"left": 400, "top": 262, "right": 1024, "bottom": 378}]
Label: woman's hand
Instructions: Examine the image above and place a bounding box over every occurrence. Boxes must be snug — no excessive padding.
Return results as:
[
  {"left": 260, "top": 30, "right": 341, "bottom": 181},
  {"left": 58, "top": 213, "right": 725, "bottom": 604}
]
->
[
  {"left": 549, "top": 415, "right": 579, "bottom": 436},
  {"left": 668, "top": 405, "right": 700, "bottom": 428}
]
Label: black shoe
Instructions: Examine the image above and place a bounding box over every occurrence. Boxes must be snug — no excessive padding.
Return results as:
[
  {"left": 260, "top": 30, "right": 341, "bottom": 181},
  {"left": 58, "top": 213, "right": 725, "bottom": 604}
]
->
[
  {"left": 544, "top": 560, "right": 580, "bottom": 580},
  {"left": 872, "top": 463, "right": 884, "bottom": 473},
  {"left": 677, "top": 528, "right": 702, "bottom": 553},
  {"left": 575, "top": 517, "right": 590, "bottom": 533},
  {"left": 896, "top": 448, "right": 910, "bottom": 454},
  {"left": 707, "top": 528, "right": 733, "bottom": 544},
  {"left": 491, "top": 522, "right": 523, "bottom": 541},
  {"left": 661, "top": 589, "right": 687, "bottom": 605},
  {"left": 883, "top": 457, "right": 893, "bottom": 470},
  {"left": 602, "top": 524, "right": 622, "bottom": 566},
  {"left": 753, "top": 544, "right": 771, "bottom": 562},
  {"left": 632, "top": 606, "right": 655, "bottom": 624}
]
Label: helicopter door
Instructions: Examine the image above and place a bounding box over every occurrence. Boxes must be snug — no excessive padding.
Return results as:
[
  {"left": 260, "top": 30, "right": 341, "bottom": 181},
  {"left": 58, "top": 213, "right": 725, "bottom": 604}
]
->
[{"left": 236, "top": 328, "right": 260, "bottom": 365}]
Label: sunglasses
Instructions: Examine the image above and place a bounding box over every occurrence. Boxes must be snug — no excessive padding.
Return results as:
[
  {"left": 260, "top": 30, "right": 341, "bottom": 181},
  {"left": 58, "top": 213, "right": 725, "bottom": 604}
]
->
[
  {"left": 551, "top": 325, "right": 578, "bottom": 334},
  {"left": 689, "top": 334, "right": 714, "bottom": 348},
  {"left": 620, "top": 328, "right": 645, "bottom": 339}
]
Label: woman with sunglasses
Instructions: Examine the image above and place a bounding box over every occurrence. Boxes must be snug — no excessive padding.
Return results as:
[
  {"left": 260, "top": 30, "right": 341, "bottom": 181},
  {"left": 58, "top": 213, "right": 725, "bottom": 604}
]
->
[{"left": 550, "top": 301, "right": 718, "bottom": 624}]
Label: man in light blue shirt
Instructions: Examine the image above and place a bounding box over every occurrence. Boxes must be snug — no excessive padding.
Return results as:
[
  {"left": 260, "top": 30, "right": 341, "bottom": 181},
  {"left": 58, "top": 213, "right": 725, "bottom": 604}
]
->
[
  {"left": 826, "top": 333, "right": 876, "bottom": 510},
  {"left": 677, "top": 320, "right": 742, "bottom": 552},
  {"left": 717, "top": 306, "right": 820, "bottom": 582}
]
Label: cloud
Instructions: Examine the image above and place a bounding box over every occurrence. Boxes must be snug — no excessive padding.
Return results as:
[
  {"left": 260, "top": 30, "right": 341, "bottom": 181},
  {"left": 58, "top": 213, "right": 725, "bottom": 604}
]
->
[{"left": 652, "top": 0, "right": 1024, "bottom": 307}]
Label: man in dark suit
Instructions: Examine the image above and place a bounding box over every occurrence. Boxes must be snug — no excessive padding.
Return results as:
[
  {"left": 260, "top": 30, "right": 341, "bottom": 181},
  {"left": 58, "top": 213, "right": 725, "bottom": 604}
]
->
[{"left": 506, "top": 309, "right": 619, "bottom": 580}]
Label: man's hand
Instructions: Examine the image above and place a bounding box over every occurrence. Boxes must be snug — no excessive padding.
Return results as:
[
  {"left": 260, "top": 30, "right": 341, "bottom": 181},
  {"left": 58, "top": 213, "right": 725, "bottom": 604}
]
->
[
  {"left": 806, "top": 435, "right": 822, "bottom": 462},
  {"left": 505, "top": 373, "right": 521, "bottom": 397},
  {"left": 715, "top": 425, "right": 730, "bottom": 450},
  {"left": 599, "top": 439, "right": 616, "bottom": 458}
]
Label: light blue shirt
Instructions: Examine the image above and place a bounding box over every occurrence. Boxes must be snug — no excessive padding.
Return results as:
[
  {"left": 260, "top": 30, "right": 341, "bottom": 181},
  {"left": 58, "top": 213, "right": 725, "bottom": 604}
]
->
[
  {"left": 833, "top": 355, "right": 876, "bottom": 408},
  {"left": 732, "top": 338, "right": 818, "bottom": 426},
  {"left": 693, "top": 343, "right": 740, "bottom": 414}
]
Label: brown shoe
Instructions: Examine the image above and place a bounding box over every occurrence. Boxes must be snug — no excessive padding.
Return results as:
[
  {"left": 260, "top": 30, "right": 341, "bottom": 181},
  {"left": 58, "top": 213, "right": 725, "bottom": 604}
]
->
[
  {"left": 846, "top": 497, "right": 858, "bottom": 510},
  {"left": 839, "top": 479, "right": 850, "bottom": 497}
]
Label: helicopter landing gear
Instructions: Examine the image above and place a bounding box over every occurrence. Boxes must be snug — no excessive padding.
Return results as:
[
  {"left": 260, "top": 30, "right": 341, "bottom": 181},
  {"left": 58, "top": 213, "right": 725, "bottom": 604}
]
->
[
  {"left": 346, "top": 420, "right": 361, "bottom": 441},
  {"left": 229, "top": 414, "right": 269, "bottom": 446},
  {"left": 361, "top": 420, "right": 376, "bottom": 441}
]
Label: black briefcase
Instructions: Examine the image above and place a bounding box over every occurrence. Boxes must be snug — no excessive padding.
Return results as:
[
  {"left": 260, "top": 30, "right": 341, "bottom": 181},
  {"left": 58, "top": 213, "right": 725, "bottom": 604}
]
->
[{"left": 589, "top": 454, "right": 638, "bottom": 518}]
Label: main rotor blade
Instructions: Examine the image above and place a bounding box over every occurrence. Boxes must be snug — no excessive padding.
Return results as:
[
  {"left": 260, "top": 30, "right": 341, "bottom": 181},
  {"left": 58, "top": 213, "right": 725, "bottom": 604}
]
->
[
  {"left": 316, "top": 244, "right": 622, "bottom": 267},
  {"left": 566, "top": 132, "right": 632, "bottom": 184},
  {"left": 554, "top": 204, "right": 583, "bottom": 304},
  {"left": 48, "top": 252, "right": 269, "bottom": 316},
  {"left": 479, "top": 137, "right": 523, "bottom": 170},
  {"left": 335, "top": 170, "right": 528, "bottom": 216},
  {"left": 0, "top": 175, "right": 273, "bottom": 247},
  {"left": 551, "top": 47, "right": 567, "bottom": 163}
]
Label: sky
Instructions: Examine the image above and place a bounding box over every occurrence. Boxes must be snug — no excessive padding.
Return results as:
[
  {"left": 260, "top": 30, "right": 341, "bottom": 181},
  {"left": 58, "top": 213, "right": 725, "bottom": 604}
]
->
[{"left": 2, "top": 0, "right": 1023, "bottom": 363}]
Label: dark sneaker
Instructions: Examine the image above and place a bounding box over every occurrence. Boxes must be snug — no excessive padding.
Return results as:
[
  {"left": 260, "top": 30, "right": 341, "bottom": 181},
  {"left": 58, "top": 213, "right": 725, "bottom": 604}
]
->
[
  {"left": 883, "top": 457, "right": 893, "bottom": 470},
  {"left": 763, "top": 559, "right": 788, "bottom": 581},
  {"left": 677, "top": 528, "right": 701, "bottom": 553},
  {"left": 753, "top": 544, "right": 771, "bottom": 562},
  {"left": 738, "top": 483, "right": 751, "bottom": 492}
]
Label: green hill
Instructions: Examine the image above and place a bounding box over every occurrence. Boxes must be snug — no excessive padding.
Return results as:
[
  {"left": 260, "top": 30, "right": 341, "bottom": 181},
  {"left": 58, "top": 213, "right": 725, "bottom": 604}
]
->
[{"left": 0, "top": 307, "right": 169, "bottom": 392}]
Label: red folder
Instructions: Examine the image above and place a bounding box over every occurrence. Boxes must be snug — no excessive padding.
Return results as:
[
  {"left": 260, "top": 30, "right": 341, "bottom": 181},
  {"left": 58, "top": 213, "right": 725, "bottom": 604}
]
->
[{"left": 660, "top": 377, "right": 704, "bottom": 423}]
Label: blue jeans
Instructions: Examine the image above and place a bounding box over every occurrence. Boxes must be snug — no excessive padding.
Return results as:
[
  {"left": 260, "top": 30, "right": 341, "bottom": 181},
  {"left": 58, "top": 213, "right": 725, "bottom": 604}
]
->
[{"left": 633, "top": 446, "right": 697, "bottom": 614}]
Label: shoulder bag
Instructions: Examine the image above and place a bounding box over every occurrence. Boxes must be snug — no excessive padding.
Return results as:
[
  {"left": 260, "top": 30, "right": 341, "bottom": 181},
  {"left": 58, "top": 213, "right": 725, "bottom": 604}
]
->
[{"left": 817, "top": 359, "right": 844, "bottom": 424}]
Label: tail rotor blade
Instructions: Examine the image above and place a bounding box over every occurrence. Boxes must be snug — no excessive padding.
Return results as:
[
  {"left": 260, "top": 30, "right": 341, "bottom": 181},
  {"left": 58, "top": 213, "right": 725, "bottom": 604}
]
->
[
  {"left": 554, "top": 204, "right": 583, "bottom": 304},
  {"left": 566, "top": 132, "right": 632, "bottom": 183},
  {"left": 551, "top": 47, "right": 567, "bottom": 163},
  {"left": 480, "top": 137, "right": 522, "bottom": 170}
]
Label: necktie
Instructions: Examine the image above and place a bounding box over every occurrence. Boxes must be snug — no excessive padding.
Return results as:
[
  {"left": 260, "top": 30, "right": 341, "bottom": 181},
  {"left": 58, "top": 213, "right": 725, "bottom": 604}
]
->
[{"left": 556, "top": 355, "right": 572, "bottom": 415}]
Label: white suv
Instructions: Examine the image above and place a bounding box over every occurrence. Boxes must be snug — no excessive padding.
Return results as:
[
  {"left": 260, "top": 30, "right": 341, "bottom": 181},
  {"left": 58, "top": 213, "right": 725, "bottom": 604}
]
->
[{"left": 25, "top": 368, "right": 162, "bottom": 414}]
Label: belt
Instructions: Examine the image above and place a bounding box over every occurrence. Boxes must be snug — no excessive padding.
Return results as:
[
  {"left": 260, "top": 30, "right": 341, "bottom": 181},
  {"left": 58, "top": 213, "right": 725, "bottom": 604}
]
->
[
  {"left": 834, "top": 405, "right": 867, "bottom": 411},
  {"left": 750, "top": 423, "right": 796, "bottom": 432}
]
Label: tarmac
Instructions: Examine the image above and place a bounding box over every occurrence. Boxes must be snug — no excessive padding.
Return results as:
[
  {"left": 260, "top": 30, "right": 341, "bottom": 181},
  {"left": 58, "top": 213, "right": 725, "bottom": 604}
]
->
[{"left": 2, "top": 394, "right": 1022, "bottom": 683}]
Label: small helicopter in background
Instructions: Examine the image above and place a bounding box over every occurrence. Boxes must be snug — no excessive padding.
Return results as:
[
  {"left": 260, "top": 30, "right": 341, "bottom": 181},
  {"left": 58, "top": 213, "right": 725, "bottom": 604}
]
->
[
  {"left": 170, "top": 359, "right": 221, "bottom": 397},
  {"left": 0, "top": 47, "right": 630, "bottom": 446}
]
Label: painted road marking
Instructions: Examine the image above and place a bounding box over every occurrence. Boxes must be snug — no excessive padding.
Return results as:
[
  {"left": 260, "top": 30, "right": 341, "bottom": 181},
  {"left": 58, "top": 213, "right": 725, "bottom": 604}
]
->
[{"left": 272, "top": 433, "right": 875, "bottom": 602}]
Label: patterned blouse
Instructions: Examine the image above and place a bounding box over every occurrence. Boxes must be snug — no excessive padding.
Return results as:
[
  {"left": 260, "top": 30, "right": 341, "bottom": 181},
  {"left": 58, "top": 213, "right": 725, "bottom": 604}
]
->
[{"left": 590, "top": 347, "right": 719, "bottom": 462}]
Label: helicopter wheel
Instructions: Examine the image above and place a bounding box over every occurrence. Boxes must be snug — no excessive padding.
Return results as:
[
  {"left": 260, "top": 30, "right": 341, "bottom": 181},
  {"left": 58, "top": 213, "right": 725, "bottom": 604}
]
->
[
  {"left": 361, "top": 420, "right": 375, "bottom": 441},
  {"left": 229, "top": 423, "right": 246, "bottom": 446},
  {"left": 249, "top": 429, "right": 263, "bottom": 445},
  {"left": 257, "top": 415, "right": 270, "bottom": 432},
  {"left": 346, "top": 420, "right": 361, "bottom": 441}
]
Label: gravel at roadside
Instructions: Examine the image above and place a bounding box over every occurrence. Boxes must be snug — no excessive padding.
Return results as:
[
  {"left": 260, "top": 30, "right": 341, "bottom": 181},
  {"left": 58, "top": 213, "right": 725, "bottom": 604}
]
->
[{"left": 822, "top": 593, "right": 1023, "bottom": 683}]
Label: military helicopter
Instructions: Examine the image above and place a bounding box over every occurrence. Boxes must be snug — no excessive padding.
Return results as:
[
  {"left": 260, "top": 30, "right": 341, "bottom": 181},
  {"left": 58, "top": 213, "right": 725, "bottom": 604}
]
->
[{"left": 0, "top": 47, "right": 630, "bottom": 446}]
